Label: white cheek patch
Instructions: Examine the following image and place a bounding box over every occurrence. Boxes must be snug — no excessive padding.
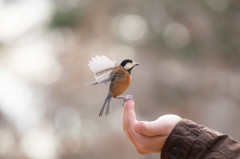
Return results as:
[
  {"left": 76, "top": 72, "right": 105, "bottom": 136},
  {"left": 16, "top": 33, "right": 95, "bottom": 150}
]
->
[{"left": 124, "top": 63, "right": 134, "bottom": 70}]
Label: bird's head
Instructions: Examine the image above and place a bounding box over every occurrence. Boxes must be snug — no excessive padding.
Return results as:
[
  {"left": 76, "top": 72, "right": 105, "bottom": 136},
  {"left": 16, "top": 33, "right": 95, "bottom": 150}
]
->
[{"left": 120, "top": 59, "right": 139, "bottom": 74}]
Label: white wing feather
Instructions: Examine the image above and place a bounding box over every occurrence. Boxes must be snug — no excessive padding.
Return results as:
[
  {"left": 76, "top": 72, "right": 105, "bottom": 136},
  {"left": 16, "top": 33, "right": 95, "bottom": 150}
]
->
[{"left": 88, "top": 55, "right": 117, "bottom": 84}]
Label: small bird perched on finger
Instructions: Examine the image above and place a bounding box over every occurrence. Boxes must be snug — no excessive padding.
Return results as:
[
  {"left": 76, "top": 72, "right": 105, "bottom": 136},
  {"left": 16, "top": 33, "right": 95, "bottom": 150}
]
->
[{"left": 88, "top": 55, "right": 139, "bottom": 116}]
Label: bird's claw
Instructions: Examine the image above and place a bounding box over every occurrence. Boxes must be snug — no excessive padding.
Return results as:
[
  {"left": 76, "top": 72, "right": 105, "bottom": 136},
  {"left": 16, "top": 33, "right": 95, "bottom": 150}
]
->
[
  {"left": 124, "top": 95, "right": 133, "bottom": 100},
  {"left": 116, "top": 95, "right": 133, "bottom": 106}
]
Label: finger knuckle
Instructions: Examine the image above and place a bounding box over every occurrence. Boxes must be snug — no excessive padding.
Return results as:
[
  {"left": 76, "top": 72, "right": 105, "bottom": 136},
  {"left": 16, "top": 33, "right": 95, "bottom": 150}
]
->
[
  {"left": 136, "top": 143, "right": 148, "bottom": 154},
  {"left": 136, "top": 148, "right": 145, "bottom": 154},
  {"left": 141, "top": 123, "right": 150, "bottom": 134}
]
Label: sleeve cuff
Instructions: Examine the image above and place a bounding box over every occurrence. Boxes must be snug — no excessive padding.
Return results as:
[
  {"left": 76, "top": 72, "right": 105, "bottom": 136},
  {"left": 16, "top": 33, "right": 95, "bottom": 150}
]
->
[
  {"left": 161, "top": 118, "right": 240, "bottom": 159},
  {"left": 161, "top": 119, "right": 205, "bottom": 159}
]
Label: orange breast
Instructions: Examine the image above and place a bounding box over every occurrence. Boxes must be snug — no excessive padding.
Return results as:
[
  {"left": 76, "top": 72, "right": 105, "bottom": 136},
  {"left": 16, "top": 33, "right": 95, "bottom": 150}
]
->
[{"left": 110, "top": 72, "right": 131, "bottom": 98}]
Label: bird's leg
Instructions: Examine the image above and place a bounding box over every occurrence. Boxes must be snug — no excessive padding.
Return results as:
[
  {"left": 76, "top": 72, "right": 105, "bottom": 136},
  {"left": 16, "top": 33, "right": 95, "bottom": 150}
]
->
[{"left": 116, "top": 95, "right": 133, "bottom": 106}]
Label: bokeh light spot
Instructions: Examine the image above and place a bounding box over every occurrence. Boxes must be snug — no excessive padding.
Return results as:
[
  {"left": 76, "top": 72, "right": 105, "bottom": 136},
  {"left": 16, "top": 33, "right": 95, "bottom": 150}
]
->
[
  {"left": 21, "top": 127, "right": 58, "bottom": 159},
  {"left": 163, "top": 22, "right": 191, "bottom": 49},
  {"left": 54, "top": 107, "right": 82, "bottom": 138},
  {"left": 112, "top": 14, "right": 149, "bottom": 42},
  {"left": 0, "top": 69, "right": 44, "bottom": 132},
  {"left": 0, "top": 0, "right": 53, "bottom": 43},
  {"left": 8, "top": 41, "right": 62, "bottom": 84}
]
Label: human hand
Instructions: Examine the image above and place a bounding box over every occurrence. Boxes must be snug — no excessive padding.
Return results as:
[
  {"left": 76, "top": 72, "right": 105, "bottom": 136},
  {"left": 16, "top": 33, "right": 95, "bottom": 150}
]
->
[{"left": 122, "top": 100, "right": 182, "bottom": 154}]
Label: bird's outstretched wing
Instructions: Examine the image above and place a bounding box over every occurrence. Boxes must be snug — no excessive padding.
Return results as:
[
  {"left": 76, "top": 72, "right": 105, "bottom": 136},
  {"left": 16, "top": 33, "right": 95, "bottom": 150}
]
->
[{"left": 88, "top": 55, "right": 117, "bottom": 85}]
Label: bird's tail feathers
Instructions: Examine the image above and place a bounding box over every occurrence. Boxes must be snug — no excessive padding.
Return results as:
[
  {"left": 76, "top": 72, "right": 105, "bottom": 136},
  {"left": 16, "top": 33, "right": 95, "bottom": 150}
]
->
[{"left": 99, "top": 94, "right": 112, "bottom": 117}]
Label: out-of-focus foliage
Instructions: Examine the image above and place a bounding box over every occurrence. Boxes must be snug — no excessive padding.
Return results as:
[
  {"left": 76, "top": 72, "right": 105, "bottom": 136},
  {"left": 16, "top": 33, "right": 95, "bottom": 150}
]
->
[
  {"left": 50, "top": 9, "right": 81, "bottom": 28},
  {"left": 0, "top": 0, "right": 239, "bottom": 159}
]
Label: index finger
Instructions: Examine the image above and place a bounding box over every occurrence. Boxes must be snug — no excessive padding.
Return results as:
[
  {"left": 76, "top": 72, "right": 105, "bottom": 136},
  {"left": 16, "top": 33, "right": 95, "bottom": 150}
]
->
[
  {"left": 122, "top": 100, "right": 137, "bottom": 143},
  {"left": 124, "top": 100, "right": 136, "bottom": 124}
]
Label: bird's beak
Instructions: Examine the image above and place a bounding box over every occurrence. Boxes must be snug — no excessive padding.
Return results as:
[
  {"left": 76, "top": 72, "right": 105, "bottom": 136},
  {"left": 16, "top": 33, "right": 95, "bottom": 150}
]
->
[{"left": 134, "top": 63, "right": 140, "bottom": 66}]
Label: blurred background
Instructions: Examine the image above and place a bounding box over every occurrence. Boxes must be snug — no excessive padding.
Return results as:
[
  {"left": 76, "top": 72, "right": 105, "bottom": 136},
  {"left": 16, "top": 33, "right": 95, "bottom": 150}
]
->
[{"left": 0, "top": 0, "right": 239, "bottom": 158}]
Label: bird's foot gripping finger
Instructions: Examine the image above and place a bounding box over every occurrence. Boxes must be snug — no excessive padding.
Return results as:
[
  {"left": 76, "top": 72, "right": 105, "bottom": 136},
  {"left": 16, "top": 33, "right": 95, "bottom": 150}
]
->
[
  {"left": 124, "top": 95, "right": 133, "bottom": 100},
  {"left": 122, "top": 96, "right": 134, "bottom": 106},
  {"left": 116, "top": 95, "right": 133, "bottom": 106}
]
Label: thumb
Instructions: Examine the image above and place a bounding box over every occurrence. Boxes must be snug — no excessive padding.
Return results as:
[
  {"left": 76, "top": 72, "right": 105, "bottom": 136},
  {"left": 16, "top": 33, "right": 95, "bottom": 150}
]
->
[
  {"left": 134, "top": 121, "right": 167, "bottom": 137},
  {"left": 134, "top": 115, "right": 182, "bottom": 137}
]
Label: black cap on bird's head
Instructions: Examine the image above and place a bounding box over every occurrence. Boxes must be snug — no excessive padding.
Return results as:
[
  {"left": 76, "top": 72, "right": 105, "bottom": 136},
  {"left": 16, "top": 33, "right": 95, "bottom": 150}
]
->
[
  {"left": 120, "top": 59, "right": 132, "bottom": 67},
  {"left": 120, "top": 59, "right": 139, "bottom": 74}
]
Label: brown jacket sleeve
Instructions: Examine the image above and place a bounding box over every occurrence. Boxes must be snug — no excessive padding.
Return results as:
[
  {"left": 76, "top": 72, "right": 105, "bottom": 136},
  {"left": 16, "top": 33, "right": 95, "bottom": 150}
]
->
[{"left": 161, "top": 119, "right": 240, "bottom": 159}]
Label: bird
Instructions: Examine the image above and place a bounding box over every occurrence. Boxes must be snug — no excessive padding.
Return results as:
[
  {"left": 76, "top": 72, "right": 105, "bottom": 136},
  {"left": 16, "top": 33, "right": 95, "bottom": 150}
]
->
[{"left": 88, "top": 55, "right": 139, "bottom": 116}]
